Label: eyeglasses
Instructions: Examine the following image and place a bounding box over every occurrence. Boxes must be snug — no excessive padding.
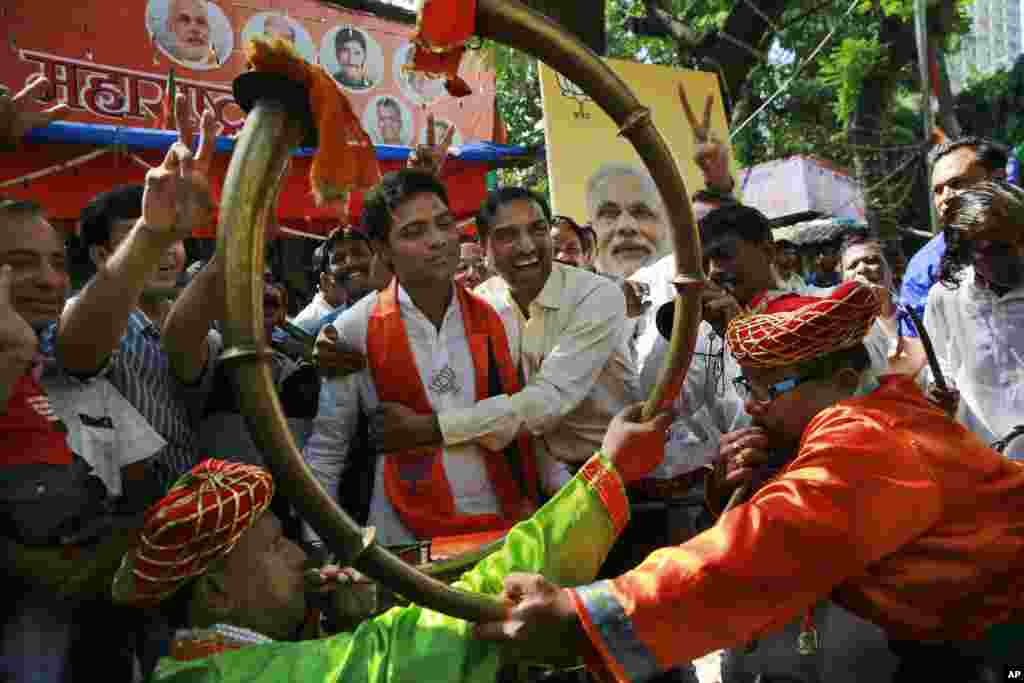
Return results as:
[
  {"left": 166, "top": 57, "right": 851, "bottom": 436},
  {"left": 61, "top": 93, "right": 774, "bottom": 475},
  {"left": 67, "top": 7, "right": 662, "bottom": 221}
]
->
[{"left": 732, "top": 373, "right": 819, "bottom": 404}]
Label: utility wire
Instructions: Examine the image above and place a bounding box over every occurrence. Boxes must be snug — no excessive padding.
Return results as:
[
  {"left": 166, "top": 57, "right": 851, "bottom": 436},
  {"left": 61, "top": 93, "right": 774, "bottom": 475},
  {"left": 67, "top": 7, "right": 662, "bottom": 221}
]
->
[{"left": 730, "top": 0, "right": 861, "bottom": 140}]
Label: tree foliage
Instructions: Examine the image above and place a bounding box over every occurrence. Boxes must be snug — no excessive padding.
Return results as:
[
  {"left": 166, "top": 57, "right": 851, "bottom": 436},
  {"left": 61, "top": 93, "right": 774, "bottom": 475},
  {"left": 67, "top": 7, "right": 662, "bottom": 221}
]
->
[{"left": 492, "top": 0, "right": 969, "bottom": 223}]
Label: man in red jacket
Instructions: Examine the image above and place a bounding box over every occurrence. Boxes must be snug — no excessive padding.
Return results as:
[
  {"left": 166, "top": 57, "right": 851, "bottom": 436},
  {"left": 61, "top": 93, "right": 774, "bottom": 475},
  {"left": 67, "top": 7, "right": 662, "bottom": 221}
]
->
[{"left": 475, "top": 281, "right": 1023, "bottom": 682}]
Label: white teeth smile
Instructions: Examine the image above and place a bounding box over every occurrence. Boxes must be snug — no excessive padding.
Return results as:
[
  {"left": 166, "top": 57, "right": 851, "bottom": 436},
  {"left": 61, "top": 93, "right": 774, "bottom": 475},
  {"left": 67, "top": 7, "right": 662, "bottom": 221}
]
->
[{"left": 515, "top": 260, "right": 539, "bottom": 267}]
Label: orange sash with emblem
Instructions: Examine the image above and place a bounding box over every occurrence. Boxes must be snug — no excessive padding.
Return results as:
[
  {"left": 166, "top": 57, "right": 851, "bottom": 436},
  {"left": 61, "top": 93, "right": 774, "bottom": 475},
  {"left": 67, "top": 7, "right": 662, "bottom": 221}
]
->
[{"left": 366, "top": 280, "right": 539, "bottom": 539}]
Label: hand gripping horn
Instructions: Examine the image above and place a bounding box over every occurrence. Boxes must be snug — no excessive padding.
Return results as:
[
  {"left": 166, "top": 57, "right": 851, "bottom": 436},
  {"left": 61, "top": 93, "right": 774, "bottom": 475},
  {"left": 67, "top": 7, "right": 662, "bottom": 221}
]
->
[{"left": 218, "top": 0, "right": 704, "bottom": 623}]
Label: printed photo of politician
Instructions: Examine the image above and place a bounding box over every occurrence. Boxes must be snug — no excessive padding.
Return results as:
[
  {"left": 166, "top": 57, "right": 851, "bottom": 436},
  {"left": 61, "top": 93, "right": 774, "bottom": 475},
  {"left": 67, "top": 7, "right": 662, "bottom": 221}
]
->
[
  {"left": 146, "top": 0, "right": 234, "bottom": 70},
  {"left": 363, "top": 96, "right": 415, "bottom": 146},
  {"left": 320, "top": 26, "right": 383, "bottom": 93}
]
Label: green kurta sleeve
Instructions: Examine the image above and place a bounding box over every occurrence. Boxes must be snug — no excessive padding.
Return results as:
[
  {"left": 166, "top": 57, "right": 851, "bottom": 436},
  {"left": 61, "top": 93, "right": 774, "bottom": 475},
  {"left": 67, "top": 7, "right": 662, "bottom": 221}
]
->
[{"left": 153, "top": 453, "right": 630, "bottom": 683}]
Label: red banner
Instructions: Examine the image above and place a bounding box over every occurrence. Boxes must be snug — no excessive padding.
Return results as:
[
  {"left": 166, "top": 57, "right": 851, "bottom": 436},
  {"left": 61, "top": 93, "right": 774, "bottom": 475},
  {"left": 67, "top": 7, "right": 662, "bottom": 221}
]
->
[
  {"left": 3, "top": 1, "right": 495, "bottom": 142},
  {"left": 2, "top": 1, "right": 497, "bottom": 231}
]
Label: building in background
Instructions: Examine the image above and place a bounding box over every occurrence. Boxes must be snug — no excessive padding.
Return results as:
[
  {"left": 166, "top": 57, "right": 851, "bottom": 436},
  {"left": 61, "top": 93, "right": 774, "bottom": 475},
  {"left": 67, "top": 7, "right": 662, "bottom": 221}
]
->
[{"left": 947, "top": 0, "right": 1023, "bottom": 90}]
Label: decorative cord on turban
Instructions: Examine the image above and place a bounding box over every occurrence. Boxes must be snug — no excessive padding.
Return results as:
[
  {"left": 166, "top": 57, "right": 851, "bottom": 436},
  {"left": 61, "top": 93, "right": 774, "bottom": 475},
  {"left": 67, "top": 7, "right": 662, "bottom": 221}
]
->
[
  {"left": 112, "top": 459, "right": 274, "bottom": 607},
  {"left": 726, "top": 281, "right": 881, "bottom": 369}
]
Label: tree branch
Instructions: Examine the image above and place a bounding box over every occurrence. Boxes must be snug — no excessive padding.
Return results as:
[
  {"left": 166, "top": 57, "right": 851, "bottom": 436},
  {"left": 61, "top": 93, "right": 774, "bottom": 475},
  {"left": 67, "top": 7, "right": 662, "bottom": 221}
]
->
[{"left": 643, "top": 0, "right": 704, "bottom": 49}]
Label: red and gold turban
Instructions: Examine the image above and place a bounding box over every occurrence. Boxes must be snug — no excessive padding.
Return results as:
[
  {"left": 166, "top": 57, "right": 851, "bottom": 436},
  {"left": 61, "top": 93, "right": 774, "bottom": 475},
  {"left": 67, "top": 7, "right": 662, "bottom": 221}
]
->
[
  {"left": 726, "top": 281, "right": 880, "bottom": 368},
  {"left": 112, "top": 459, "right": 274, "bottom": 607}
]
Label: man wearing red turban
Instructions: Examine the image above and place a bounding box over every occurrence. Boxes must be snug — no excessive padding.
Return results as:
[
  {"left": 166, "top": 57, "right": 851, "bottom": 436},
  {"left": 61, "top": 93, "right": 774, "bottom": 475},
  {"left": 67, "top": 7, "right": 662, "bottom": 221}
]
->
[
  {"left": 476, "top": 281, "right": 1024, "bottom": 682},
  {"left": 110, "top": 399, "right": 672, "bottom": 682}
]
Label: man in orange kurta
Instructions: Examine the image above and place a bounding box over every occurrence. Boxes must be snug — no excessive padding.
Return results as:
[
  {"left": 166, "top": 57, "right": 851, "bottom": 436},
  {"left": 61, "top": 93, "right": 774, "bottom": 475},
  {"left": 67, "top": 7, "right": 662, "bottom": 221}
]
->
[{"left": 475, "top": 281, "right": 1024, "bottom": 682}]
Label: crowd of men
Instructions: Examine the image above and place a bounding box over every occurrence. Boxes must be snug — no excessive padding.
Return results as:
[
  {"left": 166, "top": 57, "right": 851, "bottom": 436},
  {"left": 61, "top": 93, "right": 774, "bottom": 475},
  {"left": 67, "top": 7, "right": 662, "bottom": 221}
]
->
[{"left": 1, "top": 71, "right": 1022, "bottom": 683}]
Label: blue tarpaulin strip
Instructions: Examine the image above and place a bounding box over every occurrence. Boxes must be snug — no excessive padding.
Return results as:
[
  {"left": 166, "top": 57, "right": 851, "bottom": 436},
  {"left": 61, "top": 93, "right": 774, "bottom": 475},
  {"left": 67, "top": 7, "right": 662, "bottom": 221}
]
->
[{"left": 25, "top": 121, "right": 536, "bottom": 163}]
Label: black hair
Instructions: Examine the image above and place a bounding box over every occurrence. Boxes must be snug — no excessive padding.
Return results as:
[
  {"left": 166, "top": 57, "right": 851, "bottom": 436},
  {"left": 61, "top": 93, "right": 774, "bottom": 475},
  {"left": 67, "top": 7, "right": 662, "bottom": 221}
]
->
[
  {"left": 79, "top": 185, "right": 144, "bottom": 250},
  {"left": 476, "top": 187, "right": 552, "bottom": 243},
  {"left": 334, "top": 27, "right": 366, "bottom": 54},
  {"left": 698, "top": 204, "right": 773, "bottom": 248},
  {"left": 928, "top": 136, "right": 1009, "bottom": 175},
  {"left": 361, "top": 169, "right": 449, "bottom": 243},
  {"left": 320, "top": 226, "right": 370, "bottom": 275}
]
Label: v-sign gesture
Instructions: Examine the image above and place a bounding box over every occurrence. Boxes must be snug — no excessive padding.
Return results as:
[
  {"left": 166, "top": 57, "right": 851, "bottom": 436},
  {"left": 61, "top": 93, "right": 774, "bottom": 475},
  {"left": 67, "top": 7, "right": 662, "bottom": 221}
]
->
[
  {"left": 407, "top": 112, "right": 456, "bottom": 178},
  {"left": 140, "top": 94, "right": 217, "bottom": 242},
  {"left": 678, "top": 84, "right": 733, "bottom": 194}
]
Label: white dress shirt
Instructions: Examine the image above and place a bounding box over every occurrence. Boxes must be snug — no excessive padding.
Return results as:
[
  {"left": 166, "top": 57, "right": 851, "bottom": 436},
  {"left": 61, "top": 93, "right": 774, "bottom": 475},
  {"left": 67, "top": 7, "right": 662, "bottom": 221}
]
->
[
  {"left": 924, "top": 267, "right": 1024, "bottom": 446},
  {"left": 303, "top": 285, "right": 501, "bottom": 546},
  {"left": 439, "top": 263, "right": 633, "bottom": 475}
]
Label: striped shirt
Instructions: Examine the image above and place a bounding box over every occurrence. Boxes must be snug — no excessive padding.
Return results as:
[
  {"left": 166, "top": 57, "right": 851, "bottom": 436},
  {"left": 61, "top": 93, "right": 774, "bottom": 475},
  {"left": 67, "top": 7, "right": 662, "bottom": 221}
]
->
[{"left": 44, "top": 309, "right": 218, "bottom": 494}]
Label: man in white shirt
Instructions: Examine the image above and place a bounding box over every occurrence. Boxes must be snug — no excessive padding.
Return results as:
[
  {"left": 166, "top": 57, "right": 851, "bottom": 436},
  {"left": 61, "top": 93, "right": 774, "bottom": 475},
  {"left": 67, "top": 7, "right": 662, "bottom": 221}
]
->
[
  {"left": 292, "top": 227, "right": 373, "bottom": 335},
  {"left": 925, "top": 180, "right": 1024, "bottom": 458},
  {"left": 463, "top": 187, "right": 634, "bottom": 471},
  {"left": 303, "top": 171, "right": 541, "bottom": 547}
]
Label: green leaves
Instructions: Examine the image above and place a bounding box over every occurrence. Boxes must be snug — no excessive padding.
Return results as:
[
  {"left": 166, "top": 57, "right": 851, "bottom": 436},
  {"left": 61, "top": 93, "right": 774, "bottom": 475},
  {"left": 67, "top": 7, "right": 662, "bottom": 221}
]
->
[{"left": 819, "top": 36, "right": 886, "bottom": 124}]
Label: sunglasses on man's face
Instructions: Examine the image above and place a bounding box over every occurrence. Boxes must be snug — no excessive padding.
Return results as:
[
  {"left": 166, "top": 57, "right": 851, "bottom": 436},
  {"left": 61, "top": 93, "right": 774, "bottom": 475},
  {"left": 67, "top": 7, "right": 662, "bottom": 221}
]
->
[{"left": 732, "top": 373, "right": 819, "bottom": 404}]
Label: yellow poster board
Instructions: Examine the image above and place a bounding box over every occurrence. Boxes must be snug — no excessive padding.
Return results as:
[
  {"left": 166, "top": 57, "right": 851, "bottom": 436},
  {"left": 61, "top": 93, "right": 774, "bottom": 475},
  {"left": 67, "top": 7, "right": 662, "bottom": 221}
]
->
[{"left": 538, "top": 59, "right": 734, "bottom": 226}]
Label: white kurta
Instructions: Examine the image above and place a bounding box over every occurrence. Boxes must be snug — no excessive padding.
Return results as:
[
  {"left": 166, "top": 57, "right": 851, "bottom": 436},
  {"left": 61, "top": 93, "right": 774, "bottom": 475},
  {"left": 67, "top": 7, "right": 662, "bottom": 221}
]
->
[
  {"left": 924, "top": 267, "right": 1024, "bottom": 446},
  {"left": 303, "top": 286, "right": 501, "bottom": 546}
]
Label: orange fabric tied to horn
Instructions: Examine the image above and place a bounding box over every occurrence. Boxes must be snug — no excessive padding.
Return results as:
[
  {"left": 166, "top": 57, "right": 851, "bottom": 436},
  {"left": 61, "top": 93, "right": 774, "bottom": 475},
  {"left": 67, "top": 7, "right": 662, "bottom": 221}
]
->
[
  {"left": 244, "top": 37, "right": 381, "bottom": 205},
  {"left": 410, "top": 0, "right": 475, "bottom": 97}
]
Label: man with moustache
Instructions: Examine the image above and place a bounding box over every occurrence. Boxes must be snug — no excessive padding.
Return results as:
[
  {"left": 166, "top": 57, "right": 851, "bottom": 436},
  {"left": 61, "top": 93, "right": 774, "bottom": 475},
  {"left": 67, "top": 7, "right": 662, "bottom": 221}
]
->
[
  {"left": 303, "top": 170, "right": 542, "bottom": 547},
  {"left": 899, "top": 137, "right": 1008, "bottom": 336},
  {"left": 476, "top": 280, "right": 1023, "bottom": 683},
  {"left": 333, "top": 28, "right": 372, "bottom": 90},
  {"left": 925, "top": 180, "right": 1024, "bottom": 458},
  {"left": 585, "top": 163, "right": 668, "bottom": 280},
  {"left": 1, "top": 102, "right": 216, "bottom": 680},
  {"left": 163, "top": 0, "right": 217, "bottom": 67},
  {"left": 293, "top": 227, "right": 375, "bottom": 336},
  {"left": 447, "top": 187, "right": 633, "bottom": 474},
  {"left": 375, "top": 97, "right": 405, "bottom": 146}
]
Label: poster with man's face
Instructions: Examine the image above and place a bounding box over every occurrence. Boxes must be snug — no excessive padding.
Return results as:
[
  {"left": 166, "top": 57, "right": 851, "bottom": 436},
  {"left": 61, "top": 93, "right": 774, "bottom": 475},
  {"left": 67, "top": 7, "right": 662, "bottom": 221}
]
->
[
  {"left": 240, "top": 12, "right": 317, "bottom": 63},
  {"left": 320, "top": 25, "right": 384, "bottom": 92},
  {"left": 539, "top": 60, "right": 732, "bottom": 279},
  {"left": 364, "top": 95, "right": 414, "bottom": 146},
  {"left": 146, "top": 0, "right": 234, "bottom": 70}
]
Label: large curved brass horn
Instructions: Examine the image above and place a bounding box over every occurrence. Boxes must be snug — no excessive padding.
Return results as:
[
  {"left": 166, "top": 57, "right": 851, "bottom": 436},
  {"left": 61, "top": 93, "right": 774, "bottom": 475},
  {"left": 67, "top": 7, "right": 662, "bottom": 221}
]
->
[{"left": 219, "top": 0, "right": 703, "bottom": 624}]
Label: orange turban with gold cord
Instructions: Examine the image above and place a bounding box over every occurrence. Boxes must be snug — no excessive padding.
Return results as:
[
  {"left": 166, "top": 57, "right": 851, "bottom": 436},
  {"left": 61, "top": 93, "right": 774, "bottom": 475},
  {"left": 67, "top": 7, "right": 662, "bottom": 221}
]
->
[
  {"left": 726, "top": 281, "right": 881, "bottom": 369},
  {"left": 112, "top": 459, "right": 275, "bottom": 607}
]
